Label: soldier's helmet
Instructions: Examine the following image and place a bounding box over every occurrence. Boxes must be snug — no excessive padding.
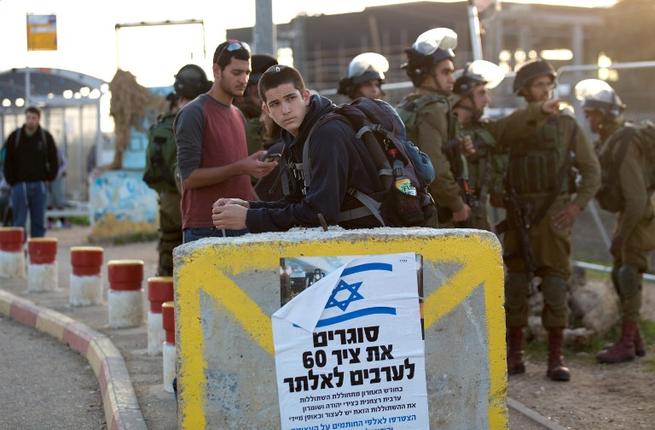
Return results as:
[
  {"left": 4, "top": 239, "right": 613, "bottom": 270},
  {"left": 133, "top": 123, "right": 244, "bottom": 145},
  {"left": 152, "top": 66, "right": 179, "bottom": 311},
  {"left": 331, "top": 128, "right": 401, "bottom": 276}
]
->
[
  {"left": 453, "top": 60, "right": 505, "bottom": 99},
  {"left": 249, "top": 54, "right": 279, "bottom": 87},
  {"left": 512, "top": 59, "right": 556, "bottom": 94},
  {"left": 174, "top": 64, "right": 210, "bottom": 100},
  {"left": 402, "top": 28, "right": 458, "bottom": 86},
  {"left": 337, "top": 52, "right": 389, "bottom": 97},
  {"left": 575, "top": 78, "right": 626, "bottom": 118}
]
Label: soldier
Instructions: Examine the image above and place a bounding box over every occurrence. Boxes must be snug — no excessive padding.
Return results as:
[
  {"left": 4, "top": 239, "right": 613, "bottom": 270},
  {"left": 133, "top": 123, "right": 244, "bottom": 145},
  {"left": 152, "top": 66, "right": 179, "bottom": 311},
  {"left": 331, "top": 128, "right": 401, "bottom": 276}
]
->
[
  {"left": 502, "top": 59, "right": 601, "bottom": 381},
  {"left": 143, "top": 64, "right": 210, "bottom": 276},
  {"left": 236, "top": 54, "right": 279, "bottom": 155},
  {"left": 576, "top": 79, "right": 654, "bottom": 363},
  {"left": 337, "top": 52, "right": 389, "bottom": 100},
  {"left": 450, "top": 60, "right": 507, "bottom": 230},
  {"left": 396, "top": 28, "right": 468, "bottom": 227}
]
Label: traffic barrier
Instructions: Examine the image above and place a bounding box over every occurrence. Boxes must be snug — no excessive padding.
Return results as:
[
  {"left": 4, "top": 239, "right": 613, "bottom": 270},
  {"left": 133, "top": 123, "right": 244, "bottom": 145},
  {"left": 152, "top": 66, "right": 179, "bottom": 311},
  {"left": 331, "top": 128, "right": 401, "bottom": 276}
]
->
[
  {"left": 174, "top": 229, "right": 507, "bottom": 430},
  {"left": 147, "top": 276, "right": 174, "bottom": 355},
  {"left": 0, "top": 227, "right": 25, "bottom": 279},
  {"left": 69, "top": 246, "right": 104, "bottom": 306},
  {"left": 107, "top": 260, "right": 144, "bottom": 328},
  {"left": 27, "top": 237, "right": 58, "bottom": 292},
  {"left": 162, "top": 301, "right": 176, "bottom": 393}
]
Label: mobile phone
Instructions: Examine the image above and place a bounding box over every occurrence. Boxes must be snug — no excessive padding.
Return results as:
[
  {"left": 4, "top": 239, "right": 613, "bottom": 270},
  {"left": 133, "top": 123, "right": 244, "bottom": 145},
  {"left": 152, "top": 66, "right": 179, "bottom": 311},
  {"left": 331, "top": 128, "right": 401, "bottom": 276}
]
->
[{"left": 263, "top": 152, "right": 282, "bottom": 162}]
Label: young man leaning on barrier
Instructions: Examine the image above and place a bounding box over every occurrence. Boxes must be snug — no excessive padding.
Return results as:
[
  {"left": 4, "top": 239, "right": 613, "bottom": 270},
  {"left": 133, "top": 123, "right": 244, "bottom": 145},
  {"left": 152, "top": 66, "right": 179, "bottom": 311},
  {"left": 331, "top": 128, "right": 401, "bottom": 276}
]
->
[{"left": 211, "top": 65, "right": 385, "bottom": 233}]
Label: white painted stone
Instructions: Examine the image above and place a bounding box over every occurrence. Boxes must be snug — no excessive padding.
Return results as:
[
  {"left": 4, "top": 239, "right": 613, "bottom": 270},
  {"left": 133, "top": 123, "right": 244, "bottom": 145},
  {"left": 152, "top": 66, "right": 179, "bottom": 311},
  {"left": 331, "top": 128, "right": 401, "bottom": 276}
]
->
[
  {"left": 147, "top": 311, "right": 164, "bottom": 355},
  {"left": 0, "top": 250, "right": 25, "bottom": 279},
  {"left": 108, "top": 289, "right": 144, "bottom": 328},
  {"left": 69, "top": 274, "right": 102, "bottom": 306},
  {"left": 163, "top": 342, "right": 176, "bottom": 393},
  {"left": 27, "top": 263, "right": 57, "bottom": 292}
]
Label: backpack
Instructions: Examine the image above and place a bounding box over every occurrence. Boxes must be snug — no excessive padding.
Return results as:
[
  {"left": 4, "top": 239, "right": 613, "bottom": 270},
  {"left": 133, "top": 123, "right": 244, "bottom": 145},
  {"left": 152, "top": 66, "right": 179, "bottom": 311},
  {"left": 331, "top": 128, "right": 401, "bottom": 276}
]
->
[
  {"left": 597, "top": 120, "right": 655, "bottom": 213},
  {"left": 300, "top": 98, "right": 437, "bottom": 227},
  {"left": 143, "top": 113, "right": 178, "bottom": 193}
]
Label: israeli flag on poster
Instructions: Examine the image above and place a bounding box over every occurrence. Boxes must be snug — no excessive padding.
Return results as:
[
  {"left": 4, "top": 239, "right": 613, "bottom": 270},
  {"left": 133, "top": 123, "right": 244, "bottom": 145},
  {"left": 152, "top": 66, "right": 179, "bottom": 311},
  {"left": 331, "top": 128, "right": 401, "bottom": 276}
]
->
[{"left": 272, "top": 253, "right": 429, "bottom": 430}]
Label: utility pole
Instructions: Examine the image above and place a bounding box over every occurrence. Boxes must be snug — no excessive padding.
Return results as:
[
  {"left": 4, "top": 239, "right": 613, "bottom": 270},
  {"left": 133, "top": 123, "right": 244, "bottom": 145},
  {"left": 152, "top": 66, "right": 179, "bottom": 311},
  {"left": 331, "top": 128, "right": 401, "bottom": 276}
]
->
[
  {"left": 254, "top": 0, "right": 276, "bottom": 55},
  {"left": 467, "top": 0, "right": 484, "bottom": 60}
]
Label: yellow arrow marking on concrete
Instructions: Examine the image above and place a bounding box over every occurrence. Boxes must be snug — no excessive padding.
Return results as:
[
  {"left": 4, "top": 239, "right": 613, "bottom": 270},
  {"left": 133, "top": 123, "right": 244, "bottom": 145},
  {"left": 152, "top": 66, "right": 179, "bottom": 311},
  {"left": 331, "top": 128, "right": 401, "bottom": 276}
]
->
[{"left": 176, "top": 233, "right": 506, "bottom": 430}]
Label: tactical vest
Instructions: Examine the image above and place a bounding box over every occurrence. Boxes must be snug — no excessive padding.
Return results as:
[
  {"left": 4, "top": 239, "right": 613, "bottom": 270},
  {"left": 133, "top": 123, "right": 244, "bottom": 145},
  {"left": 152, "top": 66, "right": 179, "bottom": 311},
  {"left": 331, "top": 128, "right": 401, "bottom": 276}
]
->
[
  {"left": 462, "top": 126, "right": 501, "bottom": 198},
  {"left": 507, "top": 116, "right": 575, "bottom": 196},
  {"left": 143, "top": 113, "right": 178, "bottom": 194},
  {"left": 396, "top": 94, "right": 456, "bottom": 144}
]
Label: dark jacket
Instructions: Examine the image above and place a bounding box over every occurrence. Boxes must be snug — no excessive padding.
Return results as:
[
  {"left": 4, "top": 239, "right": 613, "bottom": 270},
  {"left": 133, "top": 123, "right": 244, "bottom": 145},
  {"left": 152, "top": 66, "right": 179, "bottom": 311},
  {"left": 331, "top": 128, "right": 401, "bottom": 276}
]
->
[
  {"left": 3, "top": 125, "right": 59, "bottom": 185},
  {"left": 246, "top": 95, "right": 381, "bottom": 232}
]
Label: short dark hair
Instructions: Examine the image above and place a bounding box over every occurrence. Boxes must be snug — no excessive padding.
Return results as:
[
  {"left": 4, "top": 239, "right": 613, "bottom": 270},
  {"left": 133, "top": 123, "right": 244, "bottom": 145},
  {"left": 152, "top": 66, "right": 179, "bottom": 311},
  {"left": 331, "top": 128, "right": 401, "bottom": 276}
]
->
[
  {"left": 25, "top": 106, "right": 41, "bottom": 117},
  {"left": 258, "top": 65, "right": 306, "bottom": 102},
  {"left": 213, "top": 40, "right": 251, "bottom": 71}
]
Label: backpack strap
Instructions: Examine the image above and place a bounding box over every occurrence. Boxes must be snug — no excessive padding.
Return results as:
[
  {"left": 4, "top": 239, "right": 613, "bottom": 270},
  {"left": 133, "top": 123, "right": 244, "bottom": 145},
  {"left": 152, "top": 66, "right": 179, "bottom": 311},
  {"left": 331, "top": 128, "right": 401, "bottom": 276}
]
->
[
  {"left": 337, "top": 188, "right": 385, "bottom": 227},
  {"left": 301, "top": 114, "right": 386, "bottom": 226}
]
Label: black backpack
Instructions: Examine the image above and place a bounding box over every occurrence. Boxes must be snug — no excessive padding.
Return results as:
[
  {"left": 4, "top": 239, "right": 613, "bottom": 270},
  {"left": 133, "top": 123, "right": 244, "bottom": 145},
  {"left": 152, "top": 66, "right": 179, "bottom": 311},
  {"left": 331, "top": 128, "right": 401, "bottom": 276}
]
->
[{"left": 300, "top": 98, "right": 437, "bottom": 227}]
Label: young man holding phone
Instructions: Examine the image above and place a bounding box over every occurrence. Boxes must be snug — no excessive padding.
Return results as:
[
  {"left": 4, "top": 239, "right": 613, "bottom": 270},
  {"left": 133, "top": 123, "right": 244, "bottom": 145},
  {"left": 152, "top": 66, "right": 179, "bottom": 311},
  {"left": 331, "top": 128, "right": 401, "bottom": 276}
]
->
[{"left": 175, "top": 40, "right": 277, "bottom": 242}]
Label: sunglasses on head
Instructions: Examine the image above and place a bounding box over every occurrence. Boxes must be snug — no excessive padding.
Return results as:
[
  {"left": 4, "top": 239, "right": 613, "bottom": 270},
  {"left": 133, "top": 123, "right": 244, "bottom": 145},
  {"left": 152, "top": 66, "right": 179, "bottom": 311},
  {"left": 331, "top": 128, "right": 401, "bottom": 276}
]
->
[{"left": 223, "top": 40, "right": 251, "bottom": 54}]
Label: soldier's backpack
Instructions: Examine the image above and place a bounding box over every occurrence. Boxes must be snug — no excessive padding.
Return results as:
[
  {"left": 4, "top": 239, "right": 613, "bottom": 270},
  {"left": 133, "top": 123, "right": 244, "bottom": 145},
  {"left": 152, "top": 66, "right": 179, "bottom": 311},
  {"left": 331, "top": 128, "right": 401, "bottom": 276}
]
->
[
  {"left": 597, "top": 120, "right": 655, "bottom": 212},
  {"left": 143, "top": 113, "right": 178, "bottom": 193},
  {"left": 299, "top": 97, "right": 437, "bottom": 227}
]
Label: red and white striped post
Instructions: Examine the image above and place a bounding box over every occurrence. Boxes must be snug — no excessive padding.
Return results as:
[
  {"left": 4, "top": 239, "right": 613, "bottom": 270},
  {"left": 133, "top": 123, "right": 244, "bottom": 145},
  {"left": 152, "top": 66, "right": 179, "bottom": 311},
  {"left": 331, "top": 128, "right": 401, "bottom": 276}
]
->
[
  {"left": 107, "top": 260, "right": 144, "bottom": 328},
  {"left": 27, "top": 237, "right": 58, "bottom": 292},
  {"left": 147, "top": 276, "right": 174, "bottom": 355},
  {"left": 0, "top": 227, "right": 25, "bottom": 279},
  {"left": 162, "top": 301, "right": 176, "bottom": 393},
  {"left": 69, "top": 246, "right": 104, "bottom": 306}
]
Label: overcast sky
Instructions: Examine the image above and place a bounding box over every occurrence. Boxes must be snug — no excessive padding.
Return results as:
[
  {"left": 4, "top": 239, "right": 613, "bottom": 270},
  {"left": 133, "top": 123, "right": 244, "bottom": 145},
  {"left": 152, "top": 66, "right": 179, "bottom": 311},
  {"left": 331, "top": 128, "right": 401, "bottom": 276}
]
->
[{"left": 0, "top": 0, "right": 617, "bottom": 87}]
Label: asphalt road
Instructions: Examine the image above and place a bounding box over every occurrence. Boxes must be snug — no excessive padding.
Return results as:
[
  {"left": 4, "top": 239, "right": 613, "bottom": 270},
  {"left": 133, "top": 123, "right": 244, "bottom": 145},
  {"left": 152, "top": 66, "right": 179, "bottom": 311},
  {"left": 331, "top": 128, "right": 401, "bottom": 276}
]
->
[{"left": 0, "top": 314, "right": 105, "bottom": 430}]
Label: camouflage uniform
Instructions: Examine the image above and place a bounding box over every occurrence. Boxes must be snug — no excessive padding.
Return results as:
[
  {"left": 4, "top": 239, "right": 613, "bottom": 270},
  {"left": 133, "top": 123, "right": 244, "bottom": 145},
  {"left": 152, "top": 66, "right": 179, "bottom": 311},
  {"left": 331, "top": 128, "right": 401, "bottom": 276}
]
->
[
  {"left": 245, "top": 116, "right": 265, "bottom": 156},
  {"left": 397, "top": 91, "right": 461, "bottom": 227},
  {"left": 501, "top": 111, "right": 601, "bottom": 330},
  {"left": 457, "top": 123, "right": 507, "bottom": 230},
  {"left": 596, "top": 121, "right": 655, "bottom": 322}
]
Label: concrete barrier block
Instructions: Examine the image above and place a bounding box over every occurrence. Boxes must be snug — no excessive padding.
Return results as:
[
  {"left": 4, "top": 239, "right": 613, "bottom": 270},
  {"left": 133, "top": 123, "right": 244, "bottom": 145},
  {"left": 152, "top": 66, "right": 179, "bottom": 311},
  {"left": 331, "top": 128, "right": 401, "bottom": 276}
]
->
[
  {"left": 27, "top": 262, "right": 58, "bottom": 292},
  {"left": 70, "top": 274, "right": 103, "bottom": 306},
  {"left": 108, "top": 290, "right": 144, "bottom": 328},
  {"left": 174, "top": 228, "right": 507, "bottom": 430}
]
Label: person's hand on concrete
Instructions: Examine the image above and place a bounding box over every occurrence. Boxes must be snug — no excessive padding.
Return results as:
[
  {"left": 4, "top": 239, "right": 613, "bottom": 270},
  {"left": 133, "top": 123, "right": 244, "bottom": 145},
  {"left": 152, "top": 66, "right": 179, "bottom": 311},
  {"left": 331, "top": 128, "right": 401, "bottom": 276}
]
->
[
  {"left": 212, "top": 198, "right": 249, "bottom": 211},
  {"left": 212, "top": 203, "right": 248, "bottom": 230},
  {"left": 452, "top": 204, "right": 471, "bottom": 223},
  {"left": 238, "top": 150, "right": 278, "bottom": 178},
  {"left": 553, "top": 202, "right": 581, "bottom": 229}
]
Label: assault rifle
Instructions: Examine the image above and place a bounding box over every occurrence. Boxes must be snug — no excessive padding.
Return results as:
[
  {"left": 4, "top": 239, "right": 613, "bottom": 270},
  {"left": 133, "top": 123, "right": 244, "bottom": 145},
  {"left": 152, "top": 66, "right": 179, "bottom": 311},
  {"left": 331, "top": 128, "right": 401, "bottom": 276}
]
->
[
  {"left": 495, "top": 181, "right": 540, "bottom": 289},
  {"left": 443, "top": 134, "right": 479, "bottom": 226}
]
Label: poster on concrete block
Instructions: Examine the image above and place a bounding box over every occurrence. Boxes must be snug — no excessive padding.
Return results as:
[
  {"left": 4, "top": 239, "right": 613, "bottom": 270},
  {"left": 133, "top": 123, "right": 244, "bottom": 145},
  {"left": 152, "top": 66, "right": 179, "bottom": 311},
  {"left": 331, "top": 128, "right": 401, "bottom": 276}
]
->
[{"left": 272, "top": 252, "right": 429, "bottom": 430}]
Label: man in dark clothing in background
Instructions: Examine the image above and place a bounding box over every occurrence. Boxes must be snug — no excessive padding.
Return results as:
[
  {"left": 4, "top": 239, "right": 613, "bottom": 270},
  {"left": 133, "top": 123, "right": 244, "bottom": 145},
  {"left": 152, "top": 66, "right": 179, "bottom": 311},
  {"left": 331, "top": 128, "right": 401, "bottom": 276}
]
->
[
  {"left": 3, "top": 106, "right": 59, "bottom": 238},
  {"left": 211, "top": 65, "right": 382, "bottom": 233}
]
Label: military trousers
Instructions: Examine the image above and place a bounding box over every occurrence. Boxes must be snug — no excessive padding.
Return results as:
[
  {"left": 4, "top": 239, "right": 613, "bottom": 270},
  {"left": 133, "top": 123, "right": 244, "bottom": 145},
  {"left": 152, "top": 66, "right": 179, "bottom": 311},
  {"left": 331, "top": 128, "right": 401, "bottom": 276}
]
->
[
  {"left": 503, "top": 195, "right": 571, "bottom": 329},
  {"left": 158, "top": 190, "right": 183, "bottom": 277}
]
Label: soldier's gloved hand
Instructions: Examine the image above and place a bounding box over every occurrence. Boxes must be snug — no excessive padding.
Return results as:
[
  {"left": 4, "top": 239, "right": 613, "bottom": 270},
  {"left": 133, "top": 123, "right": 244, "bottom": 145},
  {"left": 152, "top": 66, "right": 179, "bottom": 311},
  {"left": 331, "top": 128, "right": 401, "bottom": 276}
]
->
[
  {"left": 239, "top": 150, "right": 278, "bottom": 178},
  {"left": 212, "top": 204, "right": 248, "bottom": 230},
  {"left": 552, "top": 202, "right": 581, "bottom": 229},
  {"left": 541, "top": 99, "right": 561, "bottom": 115},
  {"left": 212, "top": 198, "right": 250, "bottom": 211},
  {"left": 452, "top": 204, "right": 471, "bottom": 223},
  {"left": 610, "top": 236, "right": 624, "bottom": 259}
]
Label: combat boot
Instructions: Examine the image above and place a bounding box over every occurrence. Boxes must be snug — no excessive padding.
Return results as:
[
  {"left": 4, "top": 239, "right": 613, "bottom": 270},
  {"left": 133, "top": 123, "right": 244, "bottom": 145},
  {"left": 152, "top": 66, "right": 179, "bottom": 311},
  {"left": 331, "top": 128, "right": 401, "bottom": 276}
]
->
[
  {"left": 507, "top": 327, "right": 526, "bottom": 375},
  {"left": 546, "top": 328, "right": 570, "bottom": 381},
  {"left": 635, "top": 325, "right": 646, "bottom": 357},
  {"left": 597, "top": 320, "right": 637, "bottom": 364}
]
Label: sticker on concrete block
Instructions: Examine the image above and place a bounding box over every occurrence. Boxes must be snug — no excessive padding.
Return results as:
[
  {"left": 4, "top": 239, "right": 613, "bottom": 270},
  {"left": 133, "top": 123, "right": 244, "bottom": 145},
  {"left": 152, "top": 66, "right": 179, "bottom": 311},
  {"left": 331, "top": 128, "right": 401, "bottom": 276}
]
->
[{"left": 273, "top": 253, "right": 429, "bottom": 430}]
